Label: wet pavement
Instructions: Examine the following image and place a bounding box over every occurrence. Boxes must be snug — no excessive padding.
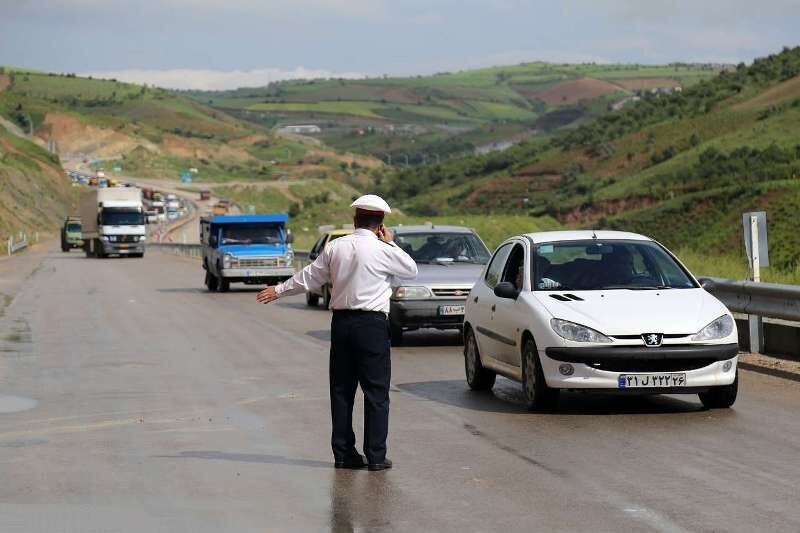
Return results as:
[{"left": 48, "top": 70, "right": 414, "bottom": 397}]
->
[{"left": 0, "top": 246, "right": 799, "bottom": 531}]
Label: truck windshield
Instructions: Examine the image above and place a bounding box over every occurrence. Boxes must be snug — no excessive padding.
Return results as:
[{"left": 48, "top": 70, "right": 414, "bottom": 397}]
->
[
  {"left": 101, "top": 209, "right": 144, "bottom": 226},
  {"left": 394, "top": 232, "right": 490, "bottom": 264},
  {"left": 533, "top": 240, "right": 697, "bottom": 291},
  {"left": 66, "top": 223, "right": 81, "bottom": 232},
  {"left": 222, "top": 224, "right": 283, "bottom": 245}
]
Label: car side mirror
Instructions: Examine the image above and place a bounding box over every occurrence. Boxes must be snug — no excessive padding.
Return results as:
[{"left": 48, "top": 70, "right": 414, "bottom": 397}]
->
[
  {"left": 286, "top": 231, "right": 294, "bottom": 244},
  {"left": 494, "top": 281, "right": 519, "bottom": 299},
  {"left": 210, "top": 235, "right": 217, "bottom": 247}
]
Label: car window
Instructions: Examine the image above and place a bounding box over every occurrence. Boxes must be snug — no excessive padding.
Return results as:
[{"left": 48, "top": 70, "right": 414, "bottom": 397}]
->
[
  {"left": 533, "top": 240, "right": 697, "bottom": 290},
  {"left": 393, "top": 232, "right": 490, "bottom": 264},
  {"left": 485, "top": 243, "right": 513, "bottom": 288},
  {"left": 221, "top": 224, "right": 282, "bottom": 245},
  {"left": 501, "top": 244, "right": 526, "bottom": 290}
]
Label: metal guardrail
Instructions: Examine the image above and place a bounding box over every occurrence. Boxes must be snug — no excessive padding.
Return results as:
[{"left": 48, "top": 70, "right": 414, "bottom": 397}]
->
[
  {"left": 698, "top": 276, "right": 800, "bottom": 322},
  {"left": 6, "top": 233, "right": 28, "bottom": 255}
]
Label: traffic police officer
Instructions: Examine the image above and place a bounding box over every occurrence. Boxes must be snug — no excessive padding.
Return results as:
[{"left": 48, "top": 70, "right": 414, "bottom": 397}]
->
[{"left": 256, "top": 194, "right": 417, "bottom": 471}]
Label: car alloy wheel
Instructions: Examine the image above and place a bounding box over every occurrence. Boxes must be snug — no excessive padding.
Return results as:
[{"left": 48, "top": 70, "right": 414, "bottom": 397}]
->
[
  {"left": 464, "top": 328, "right": 496, "bottom": 391},
  {"left": 521, "top": 338, "right": 558, "bottom": 411}
]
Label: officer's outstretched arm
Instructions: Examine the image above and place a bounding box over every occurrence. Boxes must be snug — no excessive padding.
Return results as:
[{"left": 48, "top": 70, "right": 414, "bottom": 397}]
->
[{"left": 257, "top": 250, "right": 330, "bottom": 304}]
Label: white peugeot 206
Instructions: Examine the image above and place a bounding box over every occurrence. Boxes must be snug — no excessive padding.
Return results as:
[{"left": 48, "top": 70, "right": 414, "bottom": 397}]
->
[{"left": 463, "top": 231, "right": 739, "bottom": 410}]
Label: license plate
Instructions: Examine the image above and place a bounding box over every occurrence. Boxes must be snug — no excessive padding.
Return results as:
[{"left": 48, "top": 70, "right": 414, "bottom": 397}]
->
[
  {"left": 438, "top": 305, "right": 465, "bottom": 316},
  {"left": 118, "top": 243, "right": 130, "bottom": 248},
  {"left": 618, "top": 373, "right": 686, "bottom": 388}
]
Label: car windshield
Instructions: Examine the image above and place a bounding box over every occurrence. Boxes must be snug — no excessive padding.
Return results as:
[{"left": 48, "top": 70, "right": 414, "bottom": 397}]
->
[
  {"left": 533, "top": 240, "right": 697, "bottom": 291},
  {"left": 394, "top": 232, "right": 490, "bottom": 264},
  {"left": 101, "top": 209, "right": 144, "bottom": 226},
  {"left": 66, "top": 223, "right": 81, "bottom": 232},
  {"left": 222, "top": 224, "right": 283, "bottom": 245}
]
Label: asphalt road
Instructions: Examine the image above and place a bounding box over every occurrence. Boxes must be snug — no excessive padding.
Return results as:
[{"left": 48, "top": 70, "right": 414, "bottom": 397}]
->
[{"left": 0, "top": 246, "right": 799, "bottom": 532}]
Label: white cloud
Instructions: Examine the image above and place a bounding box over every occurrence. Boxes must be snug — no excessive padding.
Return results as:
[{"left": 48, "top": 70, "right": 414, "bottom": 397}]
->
[{"left": 80, "top": 67, "right": 367, "bottom": 90}]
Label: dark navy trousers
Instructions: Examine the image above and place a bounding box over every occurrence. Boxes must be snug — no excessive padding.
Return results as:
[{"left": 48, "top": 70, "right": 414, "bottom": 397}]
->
[{"left": 329, "top": 310, "right": 391, "bottom": 464}]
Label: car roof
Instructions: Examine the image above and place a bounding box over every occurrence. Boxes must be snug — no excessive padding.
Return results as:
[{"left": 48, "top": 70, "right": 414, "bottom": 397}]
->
[
  {"left": 204, "top": 214, "right": 288, "bottom": 224},
  {"left": 392, "top": 224, "right": 474, "bottom": 234},
  {"left": 522, "top": 230, "right": 652, "bottom": 244},
  {"left": 326, "top": 229, "right": 354, "bottom": 236}
]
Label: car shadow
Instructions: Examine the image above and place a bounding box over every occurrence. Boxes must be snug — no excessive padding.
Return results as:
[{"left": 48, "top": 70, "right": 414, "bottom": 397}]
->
[
  {"left": 395, "top": 379, "right": 706, "bottom": 415},
  {"left": 398, "top": 330, "right": 463, "bottom": 347},
  {"left": 154, "top": 450, "right": 331, "bottom": 468}
]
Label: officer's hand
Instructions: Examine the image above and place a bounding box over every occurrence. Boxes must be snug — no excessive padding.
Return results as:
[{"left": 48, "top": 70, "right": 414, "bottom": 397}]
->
[
  {"left": 256, "top": 286, "right": 279, "bottom": 304},
  {"left": 377, "top": 224, "right": 393, "bottom": 243}
]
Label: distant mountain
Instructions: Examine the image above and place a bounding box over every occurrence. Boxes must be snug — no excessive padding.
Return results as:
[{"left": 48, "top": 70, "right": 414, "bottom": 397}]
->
[{"left": 185, "top": 62, "right": 718, "bottom": 163}]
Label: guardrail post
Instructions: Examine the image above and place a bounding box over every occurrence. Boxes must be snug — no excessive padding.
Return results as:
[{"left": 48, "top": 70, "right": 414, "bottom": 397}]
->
[
  {"left": 7, "top": 237, "right": 11, "bottom": 256},
  {"left": 748, "top": 215, "right": 764, "bottom": 353}
]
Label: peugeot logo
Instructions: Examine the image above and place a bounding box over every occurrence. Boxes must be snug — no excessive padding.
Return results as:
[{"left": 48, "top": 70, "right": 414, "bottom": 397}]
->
[
  {"left": 454, "top": 290, "right": 465, "bottom": 296},
  {"left": 642, "top": 333, "right": 663, "bottom": 347}
]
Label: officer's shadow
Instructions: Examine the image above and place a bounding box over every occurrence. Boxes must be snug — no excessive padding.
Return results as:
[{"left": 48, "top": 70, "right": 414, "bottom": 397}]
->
[{"left": 329, "top": 470, "right": 396, "bottom": 532}]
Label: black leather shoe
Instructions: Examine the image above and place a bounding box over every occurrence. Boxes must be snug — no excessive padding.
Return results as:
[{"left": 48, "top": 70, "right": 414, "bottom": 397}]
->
[
  {"left": 334, "top": 452, "right": 367, "bottom": 469},
  {"left": 368, "top": 459, "right": 392, "bottom": 471}
]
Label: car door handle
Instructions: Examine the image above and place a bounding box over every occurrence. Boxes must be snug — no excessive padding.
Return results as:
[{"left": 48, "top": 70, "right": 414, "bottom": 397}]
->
[
  {"left": 473, "top": 296, "right": 479, "bottom": 303},
  {"left": 491, "top": 304, "right": 496, "bottom": 312}
]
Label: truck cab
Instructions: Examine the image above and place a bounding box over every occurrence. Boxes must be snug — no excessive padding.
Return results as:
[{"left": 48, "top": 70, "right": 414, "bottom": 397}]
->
[
  {"left": 201, "top": 214, "right": 295, "bottom": 292},
  {"left": 80, "top": 187, "right": 147, "bottom": 258},
  {"left": 61, "top": 217, "right": 83, "bottom": 252}
]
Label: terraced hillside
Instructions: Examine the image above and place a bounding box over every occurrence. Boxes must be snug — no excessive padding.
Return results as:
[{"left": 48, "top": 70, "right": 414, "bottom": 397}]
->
[
  {"left": 378, "top": 47, "right": 800, "bottom": 281},
  {"left": 188, "top": 63, "right": 716, "bottom": 163},
  {"left": 0, "top": 68, "right": 378, "bottom": 185}
]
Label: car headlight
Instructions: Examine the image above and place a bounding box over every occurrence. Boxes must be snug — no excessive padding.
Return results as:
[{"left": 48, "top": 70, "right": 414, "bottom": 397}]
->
[
  {"left": 393, "top": 286, "right": 432, "bottom": 299},
  {"left": 692, "top": 315, "right": 734, "bottom": 341},
  {"left": 139, "top": 235, "right": 146, "bottom": 242},
  {"left": 284, "top": 251, "right": 294, "bottom": 266},
  {"left": 550, "top": 318, "right": 612, "bottom": 343}
]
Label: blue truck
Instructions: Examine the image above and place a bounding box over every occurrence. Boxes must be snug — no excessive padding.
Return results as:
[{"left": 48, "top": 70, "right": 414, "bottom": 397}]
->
[{"left": 200, "top": 214, "right": 295, "bottom": 292}]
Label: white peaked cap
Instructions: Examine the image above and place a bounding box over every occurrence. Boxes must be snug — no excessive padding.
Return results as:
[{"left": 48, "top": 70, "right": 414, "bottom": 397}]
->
[{"left": 351, "top": 194, "right": 392, "bottom": 214}]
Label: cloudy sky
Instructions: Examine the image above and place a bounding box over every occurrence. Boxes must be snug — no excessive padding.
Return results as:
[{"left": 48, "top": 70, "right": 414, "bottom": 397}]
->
[{"left": 1, "top": 0, "right": 798, "bottom": 90}]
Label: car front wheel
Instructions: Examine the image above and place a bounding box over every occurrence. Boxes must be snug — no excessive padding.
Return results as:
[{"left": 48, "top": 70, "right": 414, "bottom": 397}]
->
[
  {"left": 521, "top": 337, "right": 559, "bottom": 411},
  {"left": 699, "top": 372, "right": 738, "bottom": 409},
  {"left": 464, "top": 327, "right": 496, "bottom": 391}
]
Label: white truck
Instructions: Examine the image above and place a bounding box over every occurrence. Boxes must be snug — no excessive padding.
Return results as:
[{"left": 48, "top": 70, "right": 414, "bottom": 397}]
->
[{"left": 80, "top": 187, "right": 147, "bottom": 258}]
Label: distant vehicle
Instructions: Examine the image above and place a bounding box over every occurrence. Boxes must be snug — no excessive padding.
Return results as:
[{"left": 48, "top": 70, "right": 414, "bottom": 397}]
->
[
  {"left": 200, "top": 214, "right": 295, "bottom": 292},
  {"left": 212, "top": 202, "right": 229, "bottom": 215},
  {"left": 60, "top": 217, "right": 83, "bottom": 252},
  {"left": 79, "top": 187, "right": 146, "bottom": 258},
  {"left": 463, "top": 231, "right": 739, "bottom": 410},
  {"left": 305, "top": 228, "right": 354, "bottom": 308},
  {"left": 199, "top": 189, "right": 211, "bottom": 201},
  {"left": 389, "top": 225, "right": 491, "bottom": 345}
]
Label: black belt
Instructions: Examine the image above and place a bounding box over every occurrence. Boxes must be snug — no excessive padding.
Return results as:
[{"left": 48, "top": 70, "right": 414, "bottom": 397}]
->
[{"left": 332, "top": 309, "right": 387, "bottom": 318}]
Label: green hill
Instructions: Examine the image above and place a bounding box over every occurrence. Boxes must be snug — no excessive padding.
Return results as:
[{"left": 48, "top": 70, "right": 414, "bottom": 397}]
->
[
  {"left": 0, "top": 126, "right": 77, "bottom": 240},
  {"left": 187, "top": 63, "right": 716, "bottom": 163},
  {"left": 377, "top": 47, "right": 800, "bottom": 281},
  {"left": 0, "top": 67, "right": 378, "bottom": 185}
]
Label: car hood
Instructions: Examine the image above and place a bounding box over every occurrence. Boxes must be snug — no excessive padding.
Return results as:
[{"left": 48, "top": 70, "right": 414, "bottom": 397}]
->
[
  {"left": 407, "top": 262, "right": 484, "bottom": 286},
  {"left": 218, "top": 243, "right": 289, "bottom": 257},
  {"left": 531, "top": 288, "right": 729, "bottom": 336}
]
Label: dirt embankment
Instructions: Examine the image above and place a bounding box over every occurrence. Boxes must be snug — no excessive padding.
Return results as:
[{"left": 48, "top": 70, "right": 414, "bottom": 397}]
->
[
  {"left": 41, "top": 112, "right": 158, "bottom": 158},
  {"left": 0, "top": 74, "right": 10, "bottom": 92}
]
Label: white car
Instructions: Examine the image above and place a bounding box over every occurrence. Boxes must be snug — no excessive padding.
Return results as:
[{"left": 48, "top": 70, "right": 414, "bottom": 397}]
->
[{"left": 463, "top": 231, "right": 739, "bottom": 410}]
